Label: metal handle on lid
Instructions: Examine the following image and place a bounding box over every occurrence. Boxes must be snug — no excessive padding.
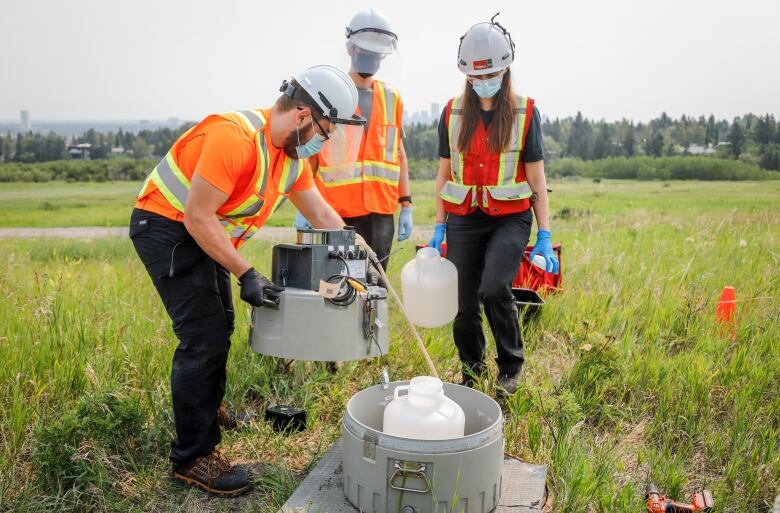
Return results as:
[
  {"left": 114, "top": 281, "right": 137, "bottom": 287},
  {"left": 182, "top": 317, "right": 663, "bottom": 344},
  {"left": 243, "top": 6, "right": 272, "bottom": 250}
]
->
[{"left": 389, "top": 462, "right": 431, "bottom": 494}]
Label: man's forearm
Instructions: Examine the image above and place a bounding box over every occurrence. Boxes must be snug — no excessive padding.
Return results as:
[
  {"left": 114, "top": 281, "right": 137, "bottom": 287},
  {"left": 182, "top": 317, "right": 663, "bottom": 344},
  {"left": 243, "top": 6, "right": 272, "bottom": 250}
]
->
[
  {"left": 310, "top": 202, "right": 344, "bottom": 229},
  {"left": 398, "top": 144, "right": 411, "bottom": 209},
  {"left": 184, "top": 214, "right": 252, "bottom": 277}
]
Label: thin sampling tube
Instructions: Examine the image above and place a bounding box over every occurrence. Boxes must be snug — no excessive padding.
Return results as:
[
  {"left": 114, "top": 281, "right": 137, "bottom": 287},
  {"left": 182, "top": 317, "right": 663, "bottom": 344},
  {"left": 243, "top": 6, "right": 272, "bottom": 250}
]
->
[{"left": 359, "top": 236, "right": 439, "bottom": 379}]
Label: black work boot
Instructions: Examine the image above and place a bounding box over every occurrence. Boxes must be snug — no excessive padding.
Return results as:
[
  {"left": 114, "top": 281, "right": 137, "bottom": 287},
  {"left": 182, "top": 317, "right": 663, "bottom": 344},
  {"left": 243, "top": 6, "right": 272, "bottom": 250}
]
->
[
  {"left": 496, "top": 370, "right": 523, "bottom": 399},
  {"left": 172, "top": 450, "right": 252, "bottom": 496},
  {"left": 460, "top": 365, "right": 485, "bottom": 389},
  {"left": 217, "top": 404, "right": 249, "bottom": 430}
]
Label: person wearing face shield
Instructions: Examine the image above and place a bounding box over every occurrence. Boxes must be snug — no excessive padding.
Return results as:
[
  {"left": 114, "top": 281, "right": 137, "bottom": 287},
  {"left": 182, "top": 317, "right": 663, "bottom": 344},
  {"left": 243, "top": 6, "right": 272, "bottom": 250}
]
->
[
  {"left": 429, "top": 15, "right": 558, "bottom": 398},
  {"left": 302, "top": 8, "right": 413, "bottom": 281},
  {"left": 129, "top": 65, "right": 363, "bottom": 496}
]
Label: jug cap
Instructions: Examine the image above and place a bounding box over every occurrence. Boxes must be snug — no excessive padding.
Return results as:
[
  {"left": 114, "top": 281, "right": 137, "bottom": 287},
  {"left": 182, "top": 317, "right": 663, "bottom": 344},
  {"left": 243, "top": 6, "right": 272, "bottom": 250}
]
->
[
  {"left": 416, "top": 247, "right": 440, "bottom": 260},
  {"left": 410, "top": 376, "right": 444, "bottom": 396}
]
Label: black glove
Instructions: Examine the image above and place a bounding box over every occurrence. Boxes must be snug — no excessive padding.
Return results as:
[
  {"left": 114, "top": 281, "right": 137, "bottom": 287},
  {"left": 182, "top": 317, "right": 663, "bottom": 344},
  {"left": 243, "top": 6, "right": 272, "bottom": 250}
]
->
[{"left": 238, "top": 267, "right": 284, "bottom": 307}]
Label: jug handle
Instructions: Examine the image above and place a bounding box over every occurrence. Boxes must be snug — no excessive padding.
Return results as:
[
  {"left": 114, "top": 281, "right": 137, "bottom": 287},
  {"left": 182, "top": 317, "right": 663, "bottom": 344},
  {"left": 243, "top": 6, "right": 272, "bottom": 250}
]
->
[{"left": 394, "top": 385, "right": 410, "bottom": 401}]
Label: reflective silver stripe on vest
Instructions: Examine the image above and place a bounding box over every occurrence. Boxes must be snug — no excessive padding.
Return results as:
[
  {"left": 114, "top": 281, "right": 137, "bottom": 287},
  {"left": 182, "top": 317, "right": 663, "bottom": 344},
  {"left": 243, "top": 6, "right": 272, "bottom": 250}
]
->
[
  {"left": 228, "top": 224, "right": 247, "bottom": 239},
  {"left": 274, "top": 197, "right": 288, "bottom": 212},
  {"left": 257, "top": 136, "right": 269, "bottom": 195},
  {"left": 283, "top": 160, "right": 300, "bottom": 193},
  {"left": 502, "top": 151, "right": 521, "bottom": 186},
  {"left": 219, "top": 218, "right": 244, "bottom": 238},
  {"left": 155, "top": 154, "right": 190, "bottom": 206},
  {"left": 364, "top": 163, "right": 400, "bottom": 182},
  {"left": 448, "top": 104, "right": 463, "bottom": 181},
  {"left": 487, "top": 182, "right": 533, "bottom": 200},
  {"left": 319, "top": 167, "right": 362, "bottom": 183},
  {"left": 382, "top": 83, "right": 397, "bottom": 123},
  {"left": 239, "top": 110, "right": 265, "bottom": 131},
  {"left": 440, "top": 181, "right": 470, "bottom": 202},
  {"left": 385, "top": 126, "right": 397, "bottom": 162},
  {"left": 225, "top": 199, "right": 264, "bottom": 219}
]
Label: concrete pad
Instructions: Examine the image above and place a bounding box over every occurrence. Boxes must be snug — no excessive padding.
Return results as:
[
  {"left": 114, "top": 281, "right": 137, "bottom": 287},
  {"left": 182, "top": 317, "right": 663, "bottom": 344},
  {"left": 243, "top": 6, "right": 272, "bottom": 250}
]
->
[{"left": 282, "top": 438, "right": 547, "bottom": 513}]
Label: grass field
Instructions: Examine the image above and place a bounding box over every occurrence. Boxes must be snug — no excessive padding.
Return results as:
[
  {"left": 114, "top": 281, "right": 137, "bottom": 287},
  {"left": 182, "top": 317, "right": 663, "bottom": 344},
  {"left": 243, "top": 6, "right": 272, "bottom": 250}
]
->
[
  {"left": 3, "top": 178, "right": 780, "bottom": 229},
  {"left": 0, "top": 180, "right": 778, "bottom": 512}
]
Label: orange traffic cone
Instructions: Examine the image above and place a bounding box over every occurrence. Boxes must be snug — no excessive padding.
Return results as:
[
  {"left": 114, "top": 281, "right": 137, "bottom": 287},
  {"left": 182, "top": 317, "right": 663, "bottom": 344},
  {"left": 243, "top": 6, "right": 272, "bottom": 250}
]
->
[{"left": 716, "top": 286, "right": 736, "bottom": 340}]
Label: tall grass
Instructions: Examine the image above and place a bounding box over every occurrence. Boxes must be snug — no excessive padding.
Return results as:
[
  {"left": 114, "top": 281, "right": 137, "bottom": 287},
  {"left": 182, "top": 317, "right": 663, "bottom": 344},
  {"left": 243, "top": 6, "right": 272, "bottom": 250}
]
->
[{"left": 0, "top": 181, "right": 778, "bottom": 512}]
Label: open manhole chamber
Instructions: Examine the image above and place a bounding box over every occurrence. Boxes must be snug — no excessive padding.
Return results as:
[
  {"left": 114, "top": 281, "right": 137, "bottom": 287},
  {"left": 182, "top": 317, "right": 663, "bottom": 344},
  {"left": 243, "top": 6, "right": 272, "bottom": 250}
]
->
[{"left": 343, "top": 381, "right": 504, "bottom": 513}]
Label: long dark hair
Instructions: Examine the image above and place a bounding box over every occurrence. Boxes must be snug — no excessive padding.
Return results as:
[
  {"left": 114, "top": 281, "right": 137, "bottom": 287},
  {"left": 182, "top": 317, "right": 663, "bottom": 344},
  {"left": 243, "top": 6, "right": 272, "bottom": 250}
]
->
[{"left": 456, "top": 68, "right": 516, "bottom": 154}]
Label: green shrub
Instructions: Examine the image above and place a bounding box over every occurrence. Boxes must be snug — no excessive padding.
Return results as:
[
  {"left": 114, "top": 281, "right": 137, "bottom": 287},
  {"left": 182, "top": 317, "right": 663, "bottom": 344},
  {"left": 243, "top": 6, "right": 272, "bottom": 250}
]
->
[
  {"left": 0, "top": 159, "right": 155, "bottom": 183},
  {"left": 31, "top": 391, "right": 156, "bottom": 491}
]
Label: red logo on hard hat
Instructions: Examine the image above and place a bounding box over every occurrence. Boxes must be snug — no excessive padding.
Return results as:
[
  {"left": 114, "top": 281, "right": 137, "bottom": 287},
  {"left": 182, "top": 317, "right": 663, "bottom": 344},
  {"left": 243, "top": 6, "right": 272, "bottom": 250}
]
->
[{"left": 473, "top": 59, "right": 493, "bottom": 70}]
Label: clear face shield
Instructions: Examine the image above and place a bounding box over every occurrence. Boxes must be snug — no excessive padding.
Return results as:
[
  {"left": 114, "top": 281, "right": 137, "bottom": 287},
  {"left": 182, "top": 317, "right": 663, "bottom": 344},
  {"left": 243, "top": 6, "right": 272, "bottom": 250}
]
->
[
  {"left": 342, "top": 30, "right": 403, "bottom": 82},
  {"left": 318, "top": 121, "right": 363, "bottom": 172}
]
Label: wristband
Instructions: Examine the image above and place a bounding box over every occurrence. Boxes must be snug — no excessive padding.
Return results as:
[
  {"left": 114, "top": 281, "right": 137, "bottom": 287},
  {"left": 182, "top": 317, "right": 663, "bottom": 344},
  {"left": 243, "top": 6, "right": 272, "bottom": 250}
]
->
[{"left": 398, "top": 195, "right": 412, "bottom": 204}]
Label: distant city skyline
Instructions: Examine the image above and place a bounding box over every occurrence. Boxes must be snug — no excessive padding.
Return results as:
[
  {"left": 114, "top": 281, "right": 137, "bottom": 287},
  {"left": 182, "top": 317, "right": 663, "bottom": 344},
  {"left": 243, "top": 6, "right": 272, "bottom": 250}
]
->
[{"left": 2, "top": 0, "right": 779, "bottom": 123}]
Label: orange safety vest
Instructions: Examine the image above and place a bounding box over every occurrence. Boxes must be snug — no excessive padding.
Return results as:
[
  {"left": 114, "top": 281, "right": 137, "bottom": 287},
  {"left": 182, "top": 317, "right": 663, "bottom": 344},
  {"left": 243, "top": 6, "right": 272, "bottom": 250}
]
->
[
  {"left": 440, "top": 94, "right": 535, "bottom": 217},
  {"left": 314, "top": 80, "right": 403, "bottom": 217},
  {"left": 136, "top": 109, "right": 304, "bottom": 248}
]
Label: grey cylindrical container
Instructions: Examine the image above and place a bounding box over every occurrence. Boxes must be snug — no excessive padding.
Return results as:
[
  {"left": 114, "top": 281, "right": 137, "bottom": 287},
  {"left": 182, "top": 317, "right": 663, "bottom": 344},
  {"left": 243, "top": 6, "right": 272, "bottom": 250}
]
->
[
  {"left": 343, "top": 381, "right": 504, "bottom": 513},
  {"left": 249, "top": 286, "right": 388, "bottom": 361}
]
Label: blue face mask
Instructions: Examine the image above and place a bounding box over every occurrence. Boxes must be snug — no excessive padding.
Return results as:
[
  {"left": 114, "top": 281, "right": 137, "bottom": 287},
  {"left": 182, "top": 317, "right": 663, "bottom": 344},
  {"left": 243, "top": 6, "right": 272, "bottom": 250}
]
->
[
  {"left": 351, "top": 51, "right": 381, "bottom": 77},
  {"left": 295, "top": 119, "right": 327, "bottom": 159},
  {"left": 471, "top": 74, "right": 504, "bottom": 99}
]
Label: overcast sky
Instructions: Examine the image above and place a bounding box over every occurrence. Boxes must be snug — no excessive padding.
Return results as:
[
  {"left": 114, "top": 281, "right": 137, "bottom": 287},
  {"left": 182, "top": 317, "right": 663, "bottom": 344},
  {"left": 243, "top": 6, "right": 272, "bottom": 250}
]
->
[{"left": 1, "top": 0, "right": 778, "bottom": 122}]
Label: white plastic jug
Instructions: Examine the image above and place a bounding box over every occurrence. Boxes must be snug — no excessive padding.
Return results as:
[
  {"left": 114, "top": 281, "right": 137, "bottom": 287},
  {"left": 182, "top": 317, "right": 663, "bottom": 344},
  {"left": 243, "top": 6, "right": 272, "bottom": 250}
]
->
[
  {"left": 401, "top": 247, "right": 458, "bottom": 328},
  {"left": 382, "top": 376, "right": 466, "bottom": 440}
]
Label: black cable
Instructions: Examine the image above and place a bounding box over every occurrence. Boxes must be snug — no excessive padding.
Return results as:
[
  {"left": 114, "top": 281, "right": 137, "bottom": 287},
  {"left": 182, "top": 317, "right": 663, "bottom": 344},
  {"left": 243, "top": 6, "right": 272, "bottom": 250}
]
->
[
  {"left": 337, "top": 255, "right": 352, "bottom": 276},
  {"left": 325, "top": 274, "right": 357, "bottom": 307},
  {"left": 360, "top": 294, "right": 384, "bottom": 360}
]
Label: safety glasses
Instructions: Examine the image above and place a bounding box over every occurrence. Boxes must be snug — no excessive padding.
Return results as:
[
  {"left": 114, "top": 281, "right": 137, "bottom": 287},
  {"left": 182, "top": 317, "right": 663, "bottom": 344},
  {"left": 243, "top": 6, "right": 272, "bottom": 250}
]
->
[{"left": 298, "top": 107, "right": 333, "bottom": 141}]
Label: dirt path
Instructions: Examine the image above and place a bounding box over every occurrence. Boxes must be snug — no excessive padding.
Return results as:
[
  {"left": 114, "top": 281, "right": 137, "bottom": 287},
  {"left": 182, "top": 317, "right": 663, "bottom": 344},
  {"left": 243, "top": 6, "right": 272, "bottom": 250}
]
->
[{"left": 0, "top": 226, "right": 435, "bottom": 240}]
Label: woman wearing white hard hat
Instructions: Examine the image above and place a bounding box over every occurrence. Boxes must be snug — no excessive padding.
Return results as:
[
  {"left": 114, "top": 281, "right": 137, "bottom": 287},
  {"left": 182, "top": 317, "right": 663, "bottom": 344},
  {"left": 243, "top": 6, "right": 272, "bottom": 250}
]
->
[{"left": 429, "top": 14, "right": 558, "bottom": 397}]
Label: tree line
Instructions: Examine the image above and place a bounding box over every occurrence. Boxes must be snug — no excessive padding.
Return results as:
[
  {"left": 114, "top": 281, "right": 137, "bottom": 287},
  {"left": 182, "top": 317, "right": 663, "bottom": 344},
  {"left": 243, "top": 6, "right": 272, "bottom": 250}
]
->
[
  {"left": 2, "top": 113, "right": 779, "bottom": 181},
  {"left": 544, "top": 112, "right": 780, "bottom": 171},
  {"left": 402, "top": 112, "right": 780, "bottom": 172},
  {"left": 0, "top": 125, "right": 194, "bottom": 163}
]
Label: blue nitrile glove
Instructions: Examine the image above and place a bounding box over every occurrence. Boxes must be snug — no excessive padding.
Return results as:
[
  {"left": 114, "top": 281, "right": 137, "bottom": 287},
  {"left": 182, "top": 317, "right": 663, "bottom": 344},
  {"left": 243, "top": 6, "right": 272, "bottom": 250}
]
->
[
  {"left": 397, "top": 207, "right": 414, "bottom": 241},
  {"left": 294, "top": 211, "right": 312, "bottom": 230},
  {"left": 529, "top": 229, "right": 559, "bottom": 274},
  {"left": 428, "top": 223, "right": 446, "bottom": 254}
]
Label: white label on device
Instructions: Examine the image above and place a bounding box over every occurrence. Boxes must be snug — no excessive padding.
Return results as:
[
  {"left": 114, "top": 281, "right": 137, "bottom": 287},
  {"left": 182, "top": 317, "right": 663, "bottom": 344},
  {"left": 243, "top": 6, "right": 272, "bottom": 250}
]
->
[{"left": 345, "top": 259, "right": 367, "bottom": 279}]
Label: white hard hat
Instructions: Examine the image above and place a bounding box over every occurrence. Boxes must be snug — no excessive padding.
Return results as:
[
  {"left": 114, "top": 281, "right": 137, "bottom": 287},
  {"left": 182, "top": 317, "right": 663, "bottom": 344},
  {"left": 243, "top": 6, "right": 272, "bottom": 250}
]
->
[
  {"left": 457, "top": 13, "right": 515, "bottom": 76},
  {"left": 280, "top": 65, "right": 364, "bottom": 126},
  {"left": 345, "top": 8, "right": 397, "bottom": 55}
]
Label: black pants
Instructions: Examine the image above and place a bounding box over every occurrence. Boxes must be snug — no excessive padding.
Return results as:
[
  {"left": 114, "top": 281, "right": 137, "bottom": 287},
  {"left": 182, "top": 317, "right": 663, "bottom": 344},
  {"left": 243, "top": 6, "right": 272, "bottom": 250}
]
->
[
  {"left": 446, "top": 209, "right": 533, "bottom": 378},
  {"left": 129, "top": 209, "right": 234, "bottom": 468},
  {"left": 343, "top": 213, "right": 395, "bottom": 276}
]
